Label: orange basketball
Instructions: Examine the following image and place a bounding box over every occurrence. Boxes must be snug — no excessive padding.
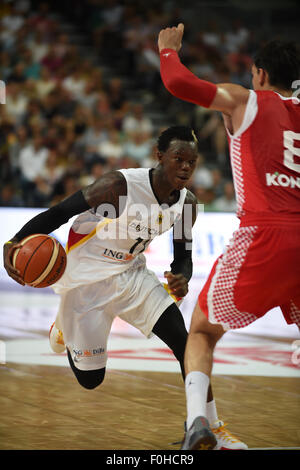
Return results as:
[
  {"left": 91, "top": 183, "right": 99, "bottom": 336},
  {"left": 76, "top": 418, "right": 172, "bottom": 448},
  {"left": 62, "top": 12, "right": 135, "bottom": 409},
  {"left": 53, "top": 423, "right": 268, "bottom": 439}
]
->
[{"left": 12, "top": 234, "right": 67, "bottom": 288}]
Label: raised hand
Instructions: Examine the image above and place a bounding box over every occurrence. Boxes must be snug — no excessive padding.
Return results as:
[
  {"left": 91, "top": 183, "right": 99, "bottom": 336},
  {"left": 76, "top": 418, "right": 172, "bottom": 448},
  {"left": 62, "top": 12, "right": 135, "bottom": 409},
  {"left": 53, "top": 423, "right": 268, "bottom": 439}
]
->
[{"left": 158, "top": 23, "right": 184, "bottom": 53}]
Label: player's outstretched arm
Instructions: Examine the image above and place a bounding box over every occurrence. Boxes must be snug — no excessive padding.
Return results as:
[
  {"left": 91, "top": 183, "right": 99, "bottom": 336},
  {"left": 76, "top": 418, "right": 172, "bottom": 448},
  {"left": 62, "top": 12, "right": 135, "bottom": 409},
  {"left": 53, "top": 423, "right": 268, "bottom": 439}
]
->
[
  {"left": 158, "top": 23, "right": 249, "bottom": 115},
  {"left": 3, "top": 171, "right": 127, "bottom": 284}
]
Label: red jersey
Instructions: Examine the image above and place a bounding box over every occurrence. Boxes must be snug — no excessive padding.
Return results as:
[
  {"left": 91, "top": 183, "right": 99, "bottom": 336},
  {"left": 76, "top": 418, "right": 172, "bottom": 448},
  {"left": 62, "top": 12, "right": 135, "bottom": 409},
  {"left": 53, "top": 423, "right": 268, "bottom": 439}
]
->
[
  {"left": 160, "top": 50, "right": 300, "bottom": 221},
  {"left": 226, "top": 90, "right": 300, "bottom": 222}
]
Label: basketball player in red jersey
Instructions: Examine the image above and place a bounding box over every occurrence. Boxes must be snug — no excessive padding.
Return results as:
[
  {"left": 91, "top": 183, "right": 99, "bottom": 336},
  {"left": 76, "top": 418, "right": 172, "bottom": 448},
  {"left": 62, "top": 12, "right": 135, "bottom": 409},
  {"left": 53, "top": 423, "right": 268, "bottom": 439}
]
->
[{"left": 158, "top": 24, "right": 300, "bottom": 450}]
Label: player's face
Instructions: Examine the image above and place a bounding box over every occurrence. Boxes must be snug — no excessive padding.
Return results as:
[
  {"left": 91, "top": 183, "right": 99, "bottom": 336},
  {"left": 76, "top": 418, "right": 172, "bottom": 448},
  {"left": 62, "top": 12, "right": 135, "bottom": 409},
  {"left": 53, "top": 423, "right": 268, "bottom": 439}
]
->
[
  {"left": 160, "top": 140, "right": 198, "bottom": 190},
  {"left": 251, "top": 64, "right": 262, "bottom": 90}
]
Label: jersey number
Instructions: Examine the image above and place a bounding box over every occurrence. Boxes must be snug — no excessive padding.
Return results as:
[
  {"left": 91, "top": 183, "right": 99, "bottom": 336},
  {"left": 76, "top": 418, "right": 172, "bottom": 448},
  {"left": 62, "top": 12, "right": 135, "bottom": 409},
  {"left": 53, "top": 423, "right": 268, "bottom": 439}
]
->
[{"left": 283, "top": 131, "right": 300, "bottom": 173}]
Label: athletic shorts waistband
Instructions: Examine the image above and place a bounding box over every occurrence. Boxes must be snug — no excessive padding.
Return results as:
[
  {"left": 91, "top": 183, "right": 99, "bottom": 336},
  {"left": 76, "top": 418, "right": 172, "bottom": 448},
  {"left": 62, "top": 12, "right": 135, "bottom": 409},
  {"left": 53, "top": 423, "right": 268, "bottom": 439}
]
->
[{"left": 240, "top": 213, "right": 300, "bottom": 227}]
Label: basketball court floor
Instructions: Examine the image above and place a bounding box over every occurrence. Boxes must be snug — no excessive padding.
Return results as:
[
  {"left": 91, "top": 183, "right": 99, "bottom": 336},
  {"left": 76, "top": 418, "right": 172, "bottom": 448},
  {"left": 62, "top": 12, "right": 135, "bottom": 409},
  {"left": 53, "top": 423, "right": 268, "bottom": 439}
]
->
[{"left": 0, "top": 278, "right": 299, "bottom": 451}]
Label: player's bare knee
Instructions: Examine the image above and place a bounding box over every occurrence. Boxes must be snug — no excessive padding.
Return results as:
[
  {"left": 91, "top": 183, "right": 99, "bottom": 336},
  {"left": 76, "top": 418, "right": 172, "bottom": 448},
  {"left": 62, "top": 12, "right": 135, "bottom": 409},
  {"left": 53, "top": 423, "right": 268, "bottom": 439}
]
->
[
  {"left": 190, "top": 304, "right": 224, "bottom": 340},
  {"left": 189, "top": 327, "right": 222, "bottom": 348}
]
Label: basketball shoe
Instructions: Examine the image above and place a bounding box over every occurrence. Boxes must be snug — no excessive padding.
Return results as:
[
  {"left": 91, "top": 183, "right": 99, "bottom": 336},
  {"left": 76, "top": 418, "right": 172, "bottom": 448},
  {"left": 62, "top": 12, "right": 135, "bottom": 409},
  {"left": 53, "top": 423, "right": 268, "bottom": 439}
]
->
[
  {"left": 49, "top": 322, "right": 66, "bottom": 353},
  {"left": 211, "top": 421, "right": 248, "bottom": 450},
  {"left": 181, "top": 417, "right": 217, "bottom": 450}
]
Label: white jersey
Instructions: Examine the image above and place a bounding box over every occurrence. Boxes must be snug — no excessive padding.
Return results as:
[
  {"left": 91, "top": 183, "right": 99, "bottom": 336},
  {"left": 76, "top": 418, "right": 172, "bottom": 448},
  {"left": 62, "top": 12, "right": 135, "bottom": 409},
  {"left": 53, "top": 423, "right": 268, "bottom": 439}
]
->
[{"left": 53, "top": 168, "right": 187, "bottom": 294}]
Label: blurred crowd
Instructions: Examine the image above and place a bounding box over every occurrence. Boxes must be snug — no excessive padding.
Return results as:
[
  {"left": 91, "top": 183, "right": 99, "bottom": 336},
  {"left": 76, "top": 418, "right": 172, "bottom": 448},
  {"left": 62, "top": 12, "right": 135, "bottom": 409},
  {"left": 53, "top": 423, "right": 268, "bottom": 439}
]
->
[{"left": 0, "top": 0, "right": 290, "bottom": 211}]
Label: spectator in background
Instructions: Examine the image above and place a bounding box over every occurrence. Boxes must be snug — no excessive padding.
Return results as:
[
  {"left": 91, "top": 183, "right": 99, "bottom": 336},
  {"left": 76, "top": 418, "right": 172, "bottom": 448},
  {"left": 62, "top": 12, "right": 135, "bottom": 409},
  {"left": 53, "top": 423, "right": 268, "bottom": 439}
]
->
[
  {"left": 21, "top": 98, "right": 45, "bottom": 130},
  {"left": 27, "top": 29, "right": 50, "bottom": 63},
  {"left": 121, "top": 13, "right": 146, "bottom": 75},
  {"left": 95, "top": 90, "right": 111, "bottom": 116},
  {"left": 210, "top": 167, "right": 226, "bottom": 198},
  {"left": 0, "top": 183, "right": 24, "bottom": 207},
  {"left": 8, "top": 124, "right": 30, "bottom": 178},
  {"left": 212, "top": 181, "right": 237, "bottom": 212},
  {"left": 1, "top": 3, "right": 25, "bottom": 35},
  {"left": 54, "top": 86, "right": 78, "bottom": 120},
  {"left": 189, "top": 45, "right": 216, "bottom": 83},
  {"left": 34, "top": 66, "right": 56, "bottom": 98},
  {"left": 192, "top": 154, "right": 213, "bottom": 190},
  {"left": 77, "top": 78, "right": 99, "bottom": 111},
  {"left": 43, "top": 123, "right": 62, "bottom": 149},
  {"left": 71, "top": 105, "right": 90, "bottom": 136},
  {"left": 18, "top": 134, "right": 49, "bottom": 206},
  {"left": 41, "top": 43, "right": 63, "bottom": 77},
  {"left": 22, "top": 48, "right": 41, "bottom": 80},
  {"left": 202, "top": 20, "right": 222, "bottom": 50},
  {"left": 0, "top": 50, "right": 12, "bottom": 81},
  {"left": 78, "top": 115, "right": 109, "bottom": 154},
  {"left": 62, "top": 65, "right": 87, "bottom": 100},
  {"left": 194, "top": 186, "right": 216, "bottom": 212},
  {"left": 224, "top": 19, "right": 249, "bottom": 54},
  {"left": 0, "top": 22, "right": 15, "bottom": 53},
  {"left": 5, "top": 82, "right": 28, "bottom": 125},
  {"left": 80, "top": 159, "right": 108, "bottom": 186},
  {"left": 136, "top": 31, "right": 161, "bottom": 95},
  {"left": 42, "top": 88, "right": 62, "bottom": 120},
  {"left": 27, "top": 1, "right": 58, "bottom": 40},
  {"left": 122, "top": 131, "right": 154, "bottom": 167},
  {"left": 97, "top": 128, "right": 123, "bottom": 167},
  {"left": 196, "top": 110, "right": 228, "bottom": 166},
  {"left": 39, "top": 148, "right": 65, "bottom": 189},
  {"left": 106, "top": 77, "right": 128, "bottom": 114},
  {"left": 54, "top": 33, "right": 70, "bottom": 60},
  {"left": 122, "top": 103, "right": 153, "bottom": 139},
  {"left": 50, "top": 171, "right": 82, "bottom": 205},
  {"left": 52, "top": 140, "right": 72, "bottom": 170},
  {"left": 8, "top": 62, "right": 26, "bottom": 84}
]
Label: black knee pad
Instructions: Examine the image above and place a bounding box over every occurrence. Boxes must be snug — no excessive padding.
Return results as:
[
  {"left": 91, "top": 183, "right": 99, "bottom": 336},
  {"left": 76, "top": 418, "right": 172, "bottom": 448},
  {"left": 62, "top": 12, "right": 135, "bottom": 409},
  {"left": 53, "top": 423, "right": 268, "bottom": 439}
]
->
[
  {"left": 67, "top": 349, "right": 105, "bottom": 389},
  {"left": 152, "top": 303, "right": 188, "bottom": 379}
]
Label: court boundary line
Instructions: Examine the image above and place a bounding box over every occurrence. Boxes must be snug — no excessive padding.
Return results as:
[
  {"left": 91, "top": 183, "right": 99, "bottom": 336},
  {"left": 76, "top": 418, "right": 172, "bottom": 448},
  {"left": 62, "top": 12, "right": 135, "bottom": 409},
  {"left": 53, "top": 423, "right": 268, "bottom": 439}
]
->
[{"left": 249, "top": 447, "right": 300, "bottom": 450}]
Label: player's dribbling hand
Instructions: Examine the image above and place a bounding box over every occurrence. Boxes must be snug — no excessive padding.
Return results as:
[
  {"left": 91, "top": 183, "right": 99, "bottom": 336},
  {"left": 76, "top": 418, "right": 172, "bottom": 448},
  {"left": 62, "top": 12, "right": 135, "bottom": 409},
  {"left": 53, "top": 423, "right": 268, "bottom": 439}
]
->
[
  {"left": 3, "top": 240, "right": 25, "bottom": 286},
  {"left": 164, "top": 271, "right": 188, "bottom": 298},
  {"left": 158, "top": 23, "right": 184, "bottom": 53}
]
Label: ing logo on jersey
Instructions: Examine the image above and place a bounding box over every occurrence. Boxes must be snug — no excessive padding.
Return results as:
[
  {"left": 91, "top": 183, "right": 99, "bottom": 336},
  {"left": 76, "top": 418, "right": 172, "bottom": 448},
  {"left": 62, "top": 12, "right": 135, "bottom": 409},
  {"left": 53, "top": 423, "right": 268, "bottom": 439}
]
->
[{"left": 102, "top": 248, "right": 133, "bottom": 261}]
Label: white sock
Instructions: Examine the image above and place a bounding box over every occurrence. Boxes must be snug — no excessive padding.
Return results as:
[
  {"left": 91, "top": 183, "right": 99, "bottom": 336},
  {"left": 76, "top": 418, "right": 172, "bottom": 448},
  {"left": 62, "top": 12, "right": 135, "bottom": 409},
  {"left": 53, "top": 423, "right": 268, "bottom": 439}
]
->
[
  {"left": 206, "top": 399, "right": 219, "bottom": 428},
  {"left": 185, "top": 371, "right": 209, "bottom": 430}
]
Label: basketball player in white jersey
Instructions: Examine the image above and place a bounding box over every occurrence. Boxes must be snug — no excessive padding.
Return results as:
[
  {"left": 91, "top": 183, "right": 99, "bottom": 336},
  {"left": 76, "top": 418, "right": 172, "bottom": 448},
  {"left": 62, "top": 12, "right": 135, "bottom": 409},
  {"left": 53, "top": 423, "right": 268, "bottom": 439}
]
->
[{"left": 4, "top": 126, "right": 206, "bottom": 437}]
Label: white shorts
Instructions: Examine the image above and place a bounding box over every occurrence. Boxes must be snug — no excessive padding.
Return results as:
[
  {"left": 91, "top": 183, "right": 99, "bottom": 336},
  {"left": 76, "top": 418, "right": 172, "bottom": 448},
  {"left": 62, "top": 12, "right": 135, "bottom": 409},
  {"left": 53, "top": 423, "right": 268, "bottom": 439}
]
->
[{"left": 57, "top": 265, "right": 174, "bottom": 370}]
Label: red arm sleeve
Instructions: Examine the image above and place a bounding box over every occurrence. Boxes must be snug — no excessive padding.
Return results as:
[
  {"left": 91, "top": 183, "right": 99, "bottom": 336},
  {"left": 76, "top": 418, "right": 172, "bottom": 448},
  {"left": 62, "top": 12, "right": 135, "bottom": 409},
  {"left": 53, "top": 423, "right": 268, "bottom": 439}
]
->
[{"left": 160, "top": 49, "right": 217, "bottom": 108}]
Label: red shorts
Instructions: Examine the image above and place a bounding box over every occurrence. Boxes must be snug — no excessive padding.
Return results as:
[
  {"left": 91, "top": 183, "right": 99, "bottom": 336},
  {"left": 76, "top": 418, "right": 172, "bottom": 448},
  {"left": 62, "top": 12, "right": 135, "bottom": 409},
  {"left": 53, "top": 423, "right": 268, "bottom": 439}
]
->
[{"left": 198, "top": 221, "right": 300, "bottom": 330}]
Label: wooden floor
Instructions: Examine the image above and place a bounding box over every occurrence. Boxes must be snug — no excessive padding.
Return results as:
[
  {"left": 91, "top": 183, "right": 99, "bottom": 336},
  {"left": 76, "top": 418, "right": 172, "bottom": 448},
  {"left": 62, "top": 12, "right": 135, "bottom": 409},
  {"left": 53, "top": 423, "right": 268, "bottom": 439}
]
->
[{"left": 0, "top": 359, "right": 299, "bottom": 450}]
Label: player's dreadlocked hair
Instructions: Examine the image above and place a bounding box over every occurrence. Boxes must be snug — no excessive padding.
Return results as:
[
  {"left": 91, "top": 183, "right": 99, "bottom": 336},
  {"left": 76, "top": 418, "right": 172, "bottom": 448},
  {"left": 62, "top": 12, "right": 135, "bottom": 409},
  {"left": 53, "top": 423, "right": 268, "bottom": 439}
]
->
[
  {"left": 254, "top": 40, "right": 300, "bottom": 90},
  {"left": 157, "top": 126, "right": 199, "bottom": 153}
]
